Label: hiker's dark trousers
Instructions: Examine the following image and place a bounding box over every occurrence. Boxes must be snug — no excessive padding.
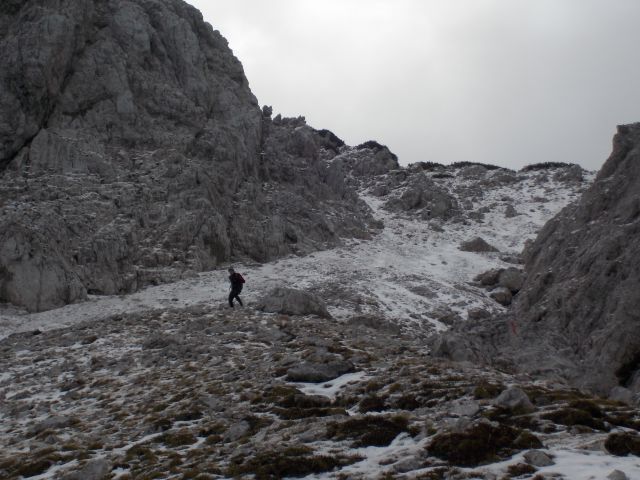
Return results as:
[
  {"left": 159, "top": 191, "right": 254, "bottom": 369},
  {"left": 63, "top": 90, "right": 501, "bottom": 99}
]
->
[{"left": 229, "top": 287, "right": 243, "bottom": 307}]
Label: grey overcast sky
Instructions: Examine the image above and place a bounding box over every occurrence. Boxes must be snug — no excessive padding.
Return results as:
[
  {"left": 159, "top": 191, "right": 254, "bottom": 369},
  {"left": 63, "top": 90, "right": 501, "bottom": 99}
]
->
[{"left": 186, "top": 0, "right": 640, "bottom": 170}]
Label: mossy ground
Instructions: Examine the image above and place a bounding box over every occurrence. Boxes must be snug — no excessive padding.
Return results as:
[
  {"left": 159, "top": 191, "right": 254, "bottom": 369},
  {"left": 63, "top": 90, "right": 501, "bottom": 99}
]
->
[
  {"left": 427, "top": 422, "right": 541, "bottom": 467},
  {"left": 327, "top": 415, "right": 415, "bottom": 447},
  {"left": 225, "top": 446, "right": 361, "bottom": 479},
  {"left": 1, "top": 305, "right": 636, "bottom": 480}
]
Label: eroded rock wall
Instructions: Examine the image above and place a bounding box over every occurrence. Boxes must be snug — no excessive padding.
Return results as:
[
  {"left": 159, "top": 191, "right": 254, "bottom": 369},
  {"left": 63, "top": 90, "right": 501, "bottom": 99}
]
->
[
  {"left": 0, "top": 0, "right": 376, "bottom": 311},
  {"left": 506, "top": 124, "right": 640, "bottom": 396}
]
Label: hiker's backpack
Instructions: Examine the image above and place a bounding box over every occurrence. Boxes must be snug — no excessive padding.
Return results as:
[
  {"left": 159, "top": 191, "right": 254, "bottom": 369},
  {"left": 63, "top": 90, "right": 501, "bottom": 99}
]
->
[{"left": 236, "top": 273, "right": 246, "bottom": 284}]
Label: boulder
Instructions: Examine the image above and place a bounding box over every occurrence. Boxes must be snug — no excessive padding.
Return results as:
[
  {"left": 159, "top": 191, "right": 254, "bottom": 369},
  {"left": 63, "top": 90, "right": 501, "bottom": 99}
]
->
[
  {"left": 459, "top": 237, "right": 500, "bottom": 253},
  {"left": 504, "top": 204, "right": 519, "bottom": 218},
  {"left": 608, "top": 386, "right": 635, "bottom": 406},
  {"left": 257, "top": 287, "right": 331, "bottom": 318},
  {"left": 498, "top": 267, "right": 524, "bottom": 293},
  {"left": 523, "top": 450, "right": 554, "bottom": 467},
  {"left": 285, "top": 359, "right": 354, "bottom": 383},
  {"left": 553, "top": 164, "right": 584, "bottom": 183},
  {"left": 493, "top": 387, "right": 535, "bottom": 413},
  {"left": 474, "top": 268, "right": 502, "bottom": 287},
  {"left": 384, "top": 174, "right": 460, "bottom": 220},
  {"left": 607, "top": 470, "right": 629, "bottom": 480},
  {"left": 61, "top": 459, "right": 111, "bottom": 480},
  {"left": 490, "top": 287, "right": 513, "bottom": 306}
]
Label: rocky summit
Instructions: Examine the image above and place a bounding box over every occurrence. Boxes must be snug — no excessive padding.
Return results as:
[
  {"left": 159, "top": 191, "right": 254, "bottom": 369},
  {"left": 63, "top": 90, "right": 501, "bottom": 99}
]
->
[{"left": 1, "top": 1, "right": 640, "bottom": 480}]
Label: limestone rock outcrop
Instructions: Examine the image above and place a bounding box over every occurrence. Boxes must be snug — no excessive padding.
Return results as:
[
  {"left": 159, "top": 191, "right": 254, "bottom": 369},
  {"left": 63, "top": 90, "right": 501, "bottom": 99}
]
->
[
  {"left": 438, "top": 125, "right": 640, "bottom": 398},
  {"left": 257, "top": 287, "right": 332, "bottom": 318},
  {"left": 383, "top": 173, "right": 460, "bottom": 220},
  {"left": 504, "top": 123, "right": 640, "bottom": 397},
  {"left": 0, "top": 0, "right": 377, "bottom": 311}
]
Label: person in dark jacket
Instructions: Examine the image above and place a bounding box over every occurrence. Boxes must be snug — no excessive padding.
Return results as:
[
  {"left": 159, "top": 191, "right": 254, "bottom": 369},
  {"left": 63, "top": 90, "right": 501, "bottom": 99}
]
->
[{"left": 228, "top": 267, "right": 244, "bottom": 308}]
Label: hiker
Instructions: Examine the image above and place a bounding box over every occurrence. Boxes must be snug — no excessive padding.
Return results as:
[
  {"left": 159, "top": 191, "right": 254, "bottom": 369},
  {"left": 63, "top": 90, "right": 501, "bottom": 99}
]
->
[{"left": 227, "top": 267, "right": 245, "bottom": 308}]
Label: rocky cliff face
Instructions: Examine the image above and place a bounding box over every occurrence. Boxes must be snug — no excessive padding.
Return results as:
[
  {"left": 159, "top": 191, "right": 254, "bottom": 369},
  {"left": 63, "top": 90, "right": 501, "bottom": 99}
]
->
[
  {"left": 0, "top": 0, "right": 376, "bottom": 312},
  {"left": 504, "top": 123, "right": 640, "bottom": 397},
  {"left": 433, "top": 125, "right": 640, "bottom": 400}
]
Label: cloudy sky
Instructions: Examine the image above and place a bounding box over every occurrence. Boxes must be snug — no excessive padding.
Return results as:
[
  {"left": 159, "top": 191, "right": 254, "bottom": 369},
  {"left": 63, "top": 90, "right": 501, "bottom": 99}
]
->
[{"left": 186, "top": 0, "right": 640, "bottom": 170}]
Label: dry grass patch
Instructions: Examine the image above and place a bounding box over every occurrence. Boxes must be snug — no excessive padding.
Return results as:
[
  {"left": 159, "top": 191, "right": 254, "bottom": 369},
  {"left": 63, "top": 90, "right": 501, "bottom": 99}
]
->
[
  {"left": 427, "top": 422, "right": 541, "bottom": 467},
  {"left": 225, "top": 446, "right": 361, "bottom": 479},
  {"left": 327, "top": 415, "right": 414, "bottom": 447}
]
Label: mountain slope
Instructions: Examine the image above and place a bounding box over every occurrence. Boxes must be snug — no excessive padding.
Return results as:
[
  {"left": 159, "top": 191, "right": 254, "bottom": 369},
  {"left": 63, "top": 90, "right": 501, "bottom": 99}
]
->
[
  {"left": 1, "top": 161, "right": 592, "bottom": 339},
  {"left": 0, "top": 0, "right": 376, "bottom": 312},
  {"left": 433, "top": 125, "right": 640, "bottom": 402},
  {"left": 505, "top": 123, "right": 640, "bottom": 397}
]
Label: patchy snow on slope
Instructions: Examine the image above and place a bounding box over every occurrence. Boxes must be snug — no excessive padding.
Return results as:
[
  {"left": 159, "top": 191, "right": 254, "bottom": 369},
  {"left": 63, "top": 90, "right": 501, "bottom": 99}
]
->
[{"left": 0, "top": 167, "right": 593, "bottom": 341}]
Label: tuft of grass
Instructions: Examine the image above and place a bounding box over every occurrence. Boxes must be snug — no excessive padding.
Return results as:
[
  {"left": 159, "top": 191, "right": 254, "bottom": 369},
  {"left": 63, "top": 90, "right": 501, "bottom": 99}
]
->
[
  {"left": 174, "top": 410, "right": 202, "bottom": 422},
  {"left": 604, "top": 432, "right": 640, "bottom": 456},
  {"left": 225, "top": 446, "right": 361, "bottom": 479},
  {"left": 521, "top": 162, "right": 575, "bottom": 171},
  {"left": 567, "top": 399, "right": 604, "bottom": 418},
  {"left": 507, "top": 463, "right": 537, "bottom": 476},
  {"left": 427, "top": 422, "right": 538, "bottom": 467},
  {"left": 541, "top": 408, "right": 609, "bottom": 431},
  {"left": 390, "top": 394, "right": 422, "bottom": 411},
  {"left": 450, "top": 161, "right": 502, "bottom": 170},
  {"left": 271, "top": 406, "right": 347, "bottom": 420},
  {"left": 14, "top": 459, "right": 54, "bottom": 478},
  {"left": 359, "top": 394, "right": 388, "bottom": 413},
  {"left": 327, "top": 415, "right": 412, "bottom": 447},
  {"left": 126, "top": 444, "right": 158, "bottom": 463},
  {"left": 607, "top": 412, "right": 640, "bottom": 431},
  {"left": 159, "top": 429, "right": 198, "bottom": 447},
  {"left": 473, "top": 382, "right": 504, "bottom": 400}
]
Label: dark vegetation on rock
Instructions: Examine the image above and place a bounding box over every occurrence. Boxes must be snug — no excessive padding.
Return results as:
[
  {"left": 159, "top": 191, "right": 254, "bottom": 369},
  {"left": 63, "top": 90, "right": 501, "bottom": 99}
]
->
[
  {"left": 356, "top": 140, "right": 399, "bottom": 162},
  {"left": 450, "top": 161, "right": 504, "bottom": 171},
  {"left": 2, "top": 304, "right": 639, "bottom": 479},
  {"left": 327, "top": 415, "right": 413, "bottom": 447},
  {"left": 225, "top": 446, "right": 360, "bottom": 479},
  {"left": 427, "top": 422, "right": 541, "bottom": 467},
  {"left": 521, "top": 162, "right": 577, "bottom": 171},
  {"left": 605, "top": 432, "right": 640, "bottom": 456}
]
